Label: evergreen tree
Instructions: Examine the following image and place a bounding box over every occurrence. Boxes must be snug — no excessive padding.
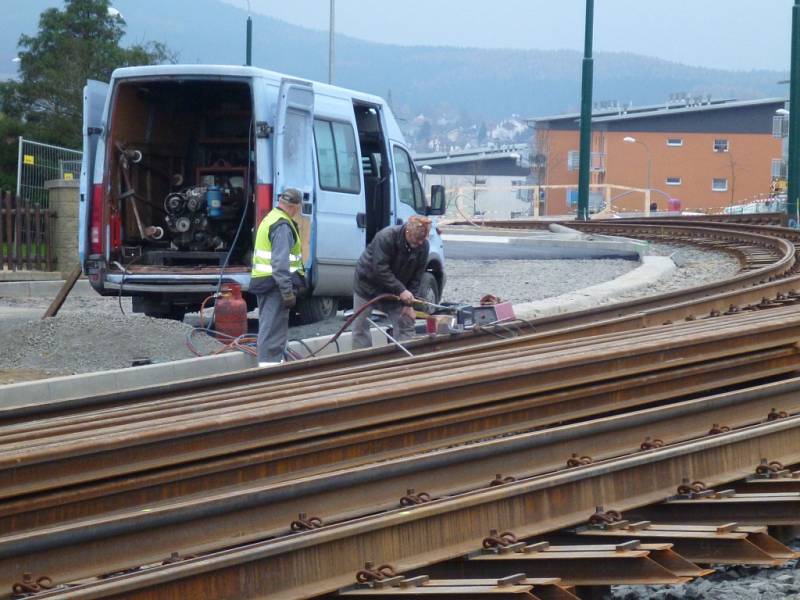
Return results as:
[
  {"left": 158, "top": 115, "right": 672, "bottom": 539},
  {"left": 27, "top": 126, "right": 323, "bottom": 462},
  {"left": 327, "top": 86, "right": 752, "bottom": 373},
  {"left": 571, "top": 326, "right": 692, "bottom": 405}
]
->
[{"left": 0, "top": 0, "right": 173, "bottom": 149}]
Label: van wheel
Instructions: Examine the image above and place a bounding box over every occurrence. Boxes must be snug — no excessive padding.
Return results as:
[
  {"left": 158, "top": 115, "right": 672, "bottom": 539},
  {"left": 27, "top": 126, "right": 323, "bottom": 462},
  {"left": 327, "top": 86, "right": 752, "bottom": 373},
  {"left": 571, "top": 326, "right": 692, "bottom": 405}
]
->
[
  {"left": 417, "top": 272, "right": 440, "bottom": 311},
  {"left": 296, "top": 296, "right": 339, "bottom": 324}
]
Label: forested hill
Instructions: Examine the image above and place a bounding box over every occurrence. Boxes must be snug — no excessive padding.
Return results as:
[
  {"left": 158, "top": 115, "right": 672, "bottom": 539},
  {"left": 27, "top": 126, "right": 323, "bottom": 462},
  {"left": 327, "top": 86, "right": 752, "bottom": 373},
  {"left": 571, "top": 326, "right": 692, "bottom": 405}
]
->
[{"left": 1, "top": 0, "right": 788, "bottom": 121}]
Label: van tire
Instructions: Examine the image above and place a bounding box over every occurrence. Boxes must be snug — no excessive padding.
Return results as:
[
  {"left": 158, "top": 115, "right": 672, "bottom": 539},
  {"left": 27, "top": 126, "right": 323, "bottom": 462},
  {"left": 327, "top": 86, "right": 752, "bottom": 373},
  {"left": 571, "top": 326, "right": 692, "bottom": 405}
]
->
[
  {"left": 417, "top": 272, "right": 440, "bottom": 309},
  {"left": 297, "top": 296, "right": 339, "bottom": 324}
]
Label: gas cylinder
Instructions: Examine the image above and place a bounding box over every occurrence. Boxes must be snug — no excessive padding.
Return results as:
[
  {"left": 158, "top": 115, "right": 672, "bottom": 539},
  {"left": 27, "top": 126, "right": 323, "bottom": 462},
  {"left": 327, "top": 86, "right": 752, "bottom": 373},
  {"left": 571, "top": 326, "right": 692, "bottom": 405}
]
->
[{"left": 214, "top": 283, "right": 248, "bottom": 340}]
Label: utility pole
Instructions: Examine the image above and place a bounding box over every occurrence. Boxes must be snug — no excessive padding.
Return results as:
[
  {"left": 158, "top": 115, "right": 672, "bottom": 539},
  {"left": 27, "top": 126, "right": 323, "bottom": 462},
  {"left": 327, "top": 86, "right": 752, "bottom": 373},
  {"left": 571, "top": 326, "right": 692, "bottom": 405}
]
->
[
  {"left": 788, "top": 0, "right": 800, "bottom": 226},
  {"left": 576, "top": 0, "right": 594, "bottom": 221},
  {"left": 328, "top": 0, "right": 336, "bottom": 84},
  {"left": 245, "top": 16, "right": 252, "bottom": 66}
]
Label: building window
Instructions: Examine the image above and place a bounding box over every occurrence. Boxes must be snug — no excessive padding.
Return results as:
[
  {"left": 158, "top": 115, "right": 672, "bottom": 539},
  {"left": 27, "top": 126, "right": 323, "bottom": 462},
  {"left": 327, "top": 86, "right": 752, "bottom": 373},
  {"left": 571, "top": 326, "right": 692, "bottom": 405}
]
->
[
  {"left": 712, "top": 178, "right": 728, "bottom": 192},
  {"left": 713, "top": 139, "right": 729, "bottom": 152},
  {"left": 666, "top": 138, "right": 683, "bottom": 147},
  {"left": 772, "top": 158, "right": 788, "bottom": 179},
  {"left": 313, "top": 119, "right": 361, "bottom": 193},
  {"left": 567, "top": 150, "right": 579, "bottom": 171},
  {"left": 665, "top": 177, "right": 682, "bottom": 186}
]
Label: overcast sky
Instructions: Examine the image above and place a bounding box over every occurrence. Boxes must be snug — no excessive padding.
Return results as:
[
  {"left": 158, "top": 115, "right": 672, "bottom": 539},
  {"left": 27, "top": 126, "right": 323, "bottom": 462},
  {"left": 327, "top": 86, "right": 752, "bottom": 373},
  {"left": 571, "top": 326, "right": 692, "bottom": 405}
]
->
[{"left": 223, "top": 0, "right": 791, "bottom": 71}]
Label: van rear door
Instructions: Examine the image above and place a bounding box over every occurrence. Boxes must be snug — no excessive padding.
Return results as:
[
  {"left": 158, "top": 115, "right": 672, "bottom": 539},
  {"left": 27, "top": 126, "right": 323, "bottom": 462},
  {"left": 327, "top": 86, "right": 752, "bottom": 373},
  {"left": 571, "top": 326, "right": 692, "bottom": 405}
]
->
[
  {"left": 79, "top": 80, "right": 108, "bottom": 267},
  {"left": 274, "top": 78, "right": 315, "bottom": 212}
]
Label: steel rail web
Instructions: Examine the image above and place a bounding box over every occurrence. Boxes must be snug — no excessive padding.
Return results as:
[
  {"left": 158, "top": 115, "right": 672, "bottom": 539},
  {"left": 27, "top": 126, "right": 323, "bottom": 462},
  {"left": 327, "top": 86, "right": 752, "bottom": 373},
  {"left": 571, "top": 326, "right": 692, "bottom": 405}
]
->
[
  {"left": 2, "top": 304, "right": 792, "bottom": 444},
  {"left": 3, "top": 374, "right": 800, "bottom": 590},
  {"left": 22, "top": 403, "right": 800, "bottom": 600},
  {"left": 2, "top": 346, "right": 796, "bottom": 536},
  {"left": 2, "top": 308, "right": 800, "bottom": 500},
  {"left": 4, "top": 303, "right": 797, "bottom": 447},
  {"left": 2, "top": 220, "right": 797, "bottom": 425}
]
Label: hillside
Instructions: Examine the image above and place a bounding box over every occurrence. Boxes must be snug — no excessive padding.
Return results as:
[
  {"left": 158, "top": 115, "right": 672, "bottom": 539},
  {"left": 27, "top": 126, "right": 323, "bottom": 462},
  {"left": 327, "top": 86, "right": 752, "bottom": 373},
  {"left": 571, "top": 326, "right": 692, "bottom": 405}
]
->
[{"left": 1, "top": 0, "right": 789, "bottom": 122}]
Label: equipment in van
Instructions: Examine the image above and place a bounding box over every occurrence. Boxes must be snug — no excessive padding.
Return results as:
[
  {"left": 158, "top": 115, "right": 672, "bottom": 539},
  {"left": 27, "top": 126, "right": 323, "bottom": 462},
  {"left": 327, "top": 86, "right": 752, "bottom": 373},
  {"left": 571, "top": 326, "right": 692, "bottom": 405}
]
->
[{"left": 81, "top": 66, "right": 446, "bottom": 323}]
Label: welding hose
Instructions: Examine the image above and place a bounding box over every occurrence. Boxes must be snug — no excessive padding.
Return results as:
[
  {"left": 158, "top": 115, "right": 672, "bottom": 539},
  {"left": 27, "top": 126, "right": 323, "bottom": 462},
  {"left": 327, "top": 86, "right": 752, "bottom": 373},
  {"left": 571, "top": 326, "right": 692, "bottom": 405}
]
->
[{"left": 306, "top": 292, "right": 406, "bottom": 358}]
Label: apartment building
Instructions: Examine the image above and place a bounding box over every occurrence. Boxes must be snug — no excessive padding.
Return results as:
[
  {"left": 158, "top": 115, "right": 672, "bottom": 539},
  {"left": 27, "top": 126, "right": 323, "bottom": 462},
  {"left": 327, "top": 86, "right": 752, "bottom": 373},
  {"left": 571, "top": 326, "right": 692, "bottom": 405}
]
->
[{"left": 528, "top": 98, "right": 785, "bottom": 215}]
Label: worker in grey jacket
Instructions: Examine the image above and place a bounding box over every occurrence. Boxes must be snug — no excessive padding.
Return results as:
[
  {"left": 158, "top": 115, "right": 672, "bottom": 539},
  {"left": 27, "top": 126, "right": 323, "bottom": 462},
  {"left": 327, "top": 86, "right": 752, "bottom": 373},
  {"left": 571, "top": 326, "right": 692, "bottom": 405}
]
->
[
  {"left": 249, "top": 188, "right": 304, "bottom": 365},
  {"left": 351, "top": 215, "right": 431, "bottom": 349}
]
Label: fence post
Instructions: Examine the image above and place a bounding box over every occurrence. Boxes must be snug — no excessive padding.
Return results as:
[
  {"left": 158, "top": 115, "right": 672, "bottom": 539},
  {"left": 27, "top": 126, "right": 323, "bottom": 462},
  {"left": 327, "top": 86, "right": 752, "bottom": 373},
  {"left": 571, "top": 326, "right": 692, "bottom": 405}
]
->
[
  {"left": 16, "top": 136, "right": 22, "bottom": 198},
  {"left": 46, "top": 178, "right": 79, "bottom": 275}
]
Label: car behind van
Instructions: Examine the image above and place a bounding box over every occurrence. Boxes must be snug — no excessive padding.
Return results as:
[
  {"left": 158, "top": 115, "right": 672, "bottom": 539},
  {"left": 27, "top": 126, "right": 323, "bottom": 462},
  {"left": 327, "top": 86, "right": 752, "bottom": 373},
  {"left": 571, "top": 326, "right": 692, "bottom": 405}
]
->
[{"left": 80, "top": 64, "right": 446, "bottom": 323}]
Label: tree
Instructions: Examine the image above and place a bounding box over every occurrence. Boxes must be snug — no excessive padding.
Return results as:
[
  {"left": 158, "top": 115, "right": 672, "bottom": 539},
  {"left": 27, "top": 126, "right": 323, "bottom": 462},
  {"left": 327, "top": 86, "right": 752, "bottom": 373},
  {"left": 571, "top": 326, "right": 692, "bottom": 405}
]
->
[{"left": 0, "top": 0, "right": 173, "bottom": 150}]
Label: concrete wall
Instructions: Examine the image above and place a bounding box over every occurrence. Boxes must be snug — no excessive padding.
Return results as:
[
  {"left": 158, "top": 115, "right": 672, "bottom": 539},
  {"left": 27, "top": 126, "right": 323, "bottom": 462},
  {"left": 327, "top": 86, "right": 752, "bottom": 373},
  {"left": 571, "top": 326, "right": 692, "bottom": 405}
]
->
[{"left": 45, "top": 179, "right": 79, "bottom": 276}]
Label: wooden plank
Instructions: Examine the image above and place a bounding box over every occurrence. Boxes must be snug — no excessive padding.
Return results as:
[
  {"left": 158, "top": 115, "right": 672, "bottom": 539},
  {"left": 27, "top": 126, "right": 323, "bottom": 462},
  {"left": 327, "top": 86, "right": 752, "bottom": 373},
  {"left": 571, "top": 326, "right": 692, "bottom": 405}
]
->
[
  {"left": 42, "top": 263, "right": 82, "bottom": 319},
  {"left": 0, "top": 192, "right": 5, "bottom": 270},
  {"left": 34, "top": 206, "right": 41, "bottom": 270},
  {"left": 24, "top": 200, "right": 31, "bottom": 270},
  {"left": 46, "top": 208, "right": 54, "bottom": 271},
  {"left": 13, "top": 195, "right": 20, "bottom": 271}
]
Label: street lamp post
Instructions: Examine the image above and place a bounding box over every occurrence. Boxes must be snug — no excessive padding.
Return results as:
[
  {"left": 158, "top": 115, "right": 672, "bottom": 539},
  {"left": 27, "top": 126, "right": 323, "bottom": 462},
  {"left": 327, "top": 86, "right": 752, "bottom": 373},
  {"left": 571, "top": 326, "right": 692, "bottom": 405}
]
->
[
  {"left": 788, "top": 0, "right": 800, "bottom": 226},
  {"left": 328, "top": 0, "right": 336, "bottom": 84},
  {"left": 624, "top": 136, "right": 652, "bottom": 214}
]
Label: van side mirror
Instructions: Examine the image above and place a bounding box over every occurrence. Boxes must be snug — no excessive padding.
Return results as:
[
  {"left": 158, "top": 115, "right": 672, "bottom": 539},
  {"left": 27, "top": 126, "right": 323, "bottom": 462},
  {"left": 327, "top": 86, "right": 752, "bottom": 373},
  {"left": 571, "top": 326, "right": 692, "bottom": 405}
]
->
[{"left": 427, "top": 185, "right": 446, "bottom": 216}]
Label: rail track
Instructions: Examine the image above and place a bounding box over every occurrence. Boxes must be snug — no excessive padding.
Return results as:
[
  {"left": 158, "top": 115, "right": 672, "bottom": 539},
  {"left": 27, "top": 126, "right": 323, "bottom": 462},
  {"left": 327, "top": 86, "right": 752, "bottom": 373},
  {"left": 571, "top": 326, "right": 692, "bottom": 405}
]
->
[{"left": 5, "top": 213, "right": 800, "bottom": 599}]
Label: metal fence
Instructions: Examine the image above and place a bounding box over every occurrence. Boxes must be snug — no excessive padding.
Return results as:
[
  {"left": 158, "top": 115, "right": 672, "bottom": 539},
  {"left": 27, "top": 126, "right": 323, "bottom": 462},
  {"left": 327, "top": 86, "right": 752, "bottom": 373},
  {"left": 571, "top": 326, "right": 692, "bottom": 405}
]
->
[
  {"left": 16, "top": 137, "right": 82, "bottom": 207},
  {"left": 0, "top": 191, "right": 56, "bottom": 271}
]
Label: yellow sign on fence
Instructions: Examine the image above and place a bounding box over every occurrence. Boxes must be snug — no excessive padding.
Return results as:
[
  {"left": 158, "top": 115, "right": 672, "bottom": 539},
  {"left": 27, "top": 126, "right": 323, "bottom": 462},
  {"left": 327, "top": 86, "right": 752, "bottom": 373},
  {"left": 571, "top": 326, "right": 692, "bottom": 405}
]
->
[
  {"left": 23, "top": 154, "right": 35, "bottom": 165},
  {"left": 64, "top": 173, "right": 74, "bottom": 181}
]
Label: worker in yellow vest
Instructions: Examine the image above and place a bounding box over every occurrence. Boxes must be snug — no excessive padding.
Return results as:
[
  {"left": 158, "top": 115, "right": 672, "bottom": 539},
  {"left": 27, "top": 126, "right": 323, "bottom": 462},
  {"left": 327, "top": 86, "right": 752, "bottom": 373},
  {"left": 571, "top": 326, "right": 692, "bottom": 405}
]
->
[{"left": 249, "top": 188, "right": 305, "bottom": 365}]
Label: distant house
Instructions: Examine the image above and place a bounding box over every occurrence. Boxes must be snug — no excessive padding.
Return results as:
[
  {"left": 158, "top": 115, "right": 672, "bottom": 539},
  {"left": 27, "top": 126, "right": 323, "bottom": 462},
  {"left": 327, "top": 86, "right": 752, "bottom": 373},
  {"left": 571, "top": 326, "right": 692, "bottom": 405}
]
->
[
  {"left": 527, "top": 97, "right": 785, "bottom": 215},
  {"left": 413, "top": 145, "right": 533, "bottom": 219}
]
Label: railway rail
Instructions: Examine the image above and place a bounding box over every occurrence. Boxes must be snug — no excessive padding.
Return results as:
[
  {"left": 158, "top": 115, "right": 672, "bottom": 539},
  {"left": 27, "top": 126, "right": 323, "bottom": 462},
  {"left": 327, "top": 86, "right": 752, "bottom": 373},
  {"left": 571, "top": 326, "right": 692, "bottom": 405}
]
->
[
  {"left": 5, "top": 214, "right": 800, "bottom": 427},
  {"left": 5, "top": 213, "right": 800, "bottom": 599}
]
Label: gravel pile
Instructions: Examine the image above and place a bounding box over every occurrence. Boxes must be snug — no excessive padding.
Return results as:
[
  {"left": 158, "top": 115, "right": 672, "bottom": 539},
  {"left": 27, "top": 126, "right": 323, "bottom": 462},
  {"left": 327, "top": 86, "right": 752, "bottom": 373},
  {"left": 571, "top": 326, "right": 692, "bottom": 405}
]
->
[
  {"left": 1, "top": 307, "right": 222, "bottom": 378},
  {"left": 610, "top": 539, "right": 800, "bottom": 599},
  {"left": 0, "top": 242, "right": 741, "bottom": 380},
  {"left": 610, "top": 243, "right": 741, "bottom": 303}
]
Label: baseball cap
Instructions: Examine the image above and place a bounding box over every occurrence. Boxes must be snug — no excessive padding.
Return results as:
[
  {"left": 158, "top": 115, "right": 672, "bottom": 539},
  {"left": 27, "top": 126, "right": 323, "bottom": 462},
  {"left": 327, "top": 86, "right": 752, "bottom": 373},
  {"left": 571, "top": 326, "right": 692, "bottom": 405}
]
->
[{"left": 279, "top": 188, "right": 302, "bottom": 205}]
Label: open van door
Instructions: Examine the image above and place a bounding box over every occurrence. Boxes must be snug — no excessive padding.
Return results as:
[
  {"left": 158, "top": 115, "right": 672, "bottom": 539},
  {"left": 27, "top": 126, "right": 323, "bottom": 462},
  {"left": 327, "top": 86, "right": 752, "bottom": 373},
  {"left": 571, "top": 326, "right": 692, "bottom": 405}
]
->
[
  {"left": 79, "top": 80, "right": 108, "bottom": 267},
  {"left": 274, "top": 78, "right": 315, "bottom": 268}
]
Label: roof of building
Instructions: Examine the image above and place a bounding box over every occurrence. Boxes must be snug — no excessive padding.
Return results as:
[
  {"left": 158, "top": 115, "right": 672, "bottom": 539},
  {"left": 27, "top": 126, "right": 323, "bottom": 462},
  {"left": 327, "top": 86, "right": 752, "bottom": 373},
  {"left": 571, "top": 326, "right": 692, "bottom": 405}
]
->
[
  {"left": 528, "top": 97, "right": 787, "bottom": 126},
  {"left": 413, "top": 144, "right": 529, "bottom": 167}
]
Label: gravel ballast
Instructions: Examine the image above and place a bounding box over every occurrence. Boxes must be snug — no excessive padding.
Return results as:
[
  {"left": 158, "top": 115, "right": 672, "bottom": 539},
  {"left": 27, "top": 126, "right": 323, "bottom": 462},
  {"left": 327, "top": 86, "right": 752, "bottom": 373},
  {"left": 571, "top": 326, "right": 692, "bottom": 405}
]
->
[
  {"left": 609, "top": 539, "right": 800, "bottom": 600},
  {"left": 0, "top": 242, "right": 741, "bottom": 382}
]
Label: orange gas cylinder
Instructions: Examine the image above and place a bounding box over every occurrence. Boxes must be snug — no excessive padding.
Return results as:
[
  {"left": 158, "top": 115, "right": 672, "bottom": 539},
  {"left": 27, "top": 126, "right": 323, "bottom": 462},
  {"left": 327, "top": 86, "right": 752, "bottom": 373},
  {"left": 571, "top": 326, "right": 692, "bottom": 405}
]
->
[{"left": 214, "top": 283, "right": 248, "bottom": 340}]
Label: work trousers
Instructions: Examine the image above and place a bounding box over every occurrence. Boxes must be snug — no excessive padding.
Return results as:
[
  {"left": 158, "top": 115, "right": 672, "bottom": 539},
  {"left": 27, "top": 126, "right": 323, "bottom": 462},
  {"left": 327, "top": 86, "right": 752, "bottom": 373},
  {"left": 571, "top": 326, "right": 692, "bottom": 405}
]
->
[
  {"left": 256, "top": 287, "right": 289, "bottom": 363},
  {"left": 351, "top": 292, "right": 416, "bottom": 350}
]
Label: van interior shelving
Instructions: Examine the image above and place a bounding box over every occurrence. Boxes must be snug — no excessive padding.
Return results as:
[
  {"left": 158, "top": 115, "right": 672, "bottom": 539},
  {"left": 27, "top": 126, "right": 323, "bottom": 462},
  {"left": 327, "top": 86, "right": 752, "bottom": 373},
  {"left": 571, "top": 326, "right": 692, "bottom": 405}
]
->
[{"left": 107, "top": 79, "right": 254, "bottom": 273}]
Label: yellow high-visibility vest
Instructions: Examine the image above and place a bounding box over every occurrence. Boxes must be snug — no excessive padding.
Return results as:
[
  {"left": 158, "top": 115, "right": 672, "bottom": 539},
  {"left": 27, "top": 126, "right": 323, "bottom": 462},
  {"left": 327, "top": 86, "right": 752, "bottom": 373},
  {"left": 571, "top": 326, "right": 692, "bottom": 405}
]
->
[{"left": 251, "top": 208, "right": 304, "bottom": 278}]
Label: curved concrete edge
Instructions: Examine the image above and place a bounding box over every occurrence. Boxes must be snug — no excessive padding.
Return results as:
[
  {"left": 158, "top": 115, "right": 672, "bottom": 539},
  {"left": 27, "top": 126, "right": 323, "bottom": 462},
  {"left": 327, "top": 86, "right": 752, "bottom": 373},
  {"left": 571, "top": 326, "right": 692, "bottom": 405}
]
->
[
  {"left": 0, "top": 328, "right": 391, "bottom": 413},
  {"left": 513, "top": 255, "right": 677, "bottom": 321}
]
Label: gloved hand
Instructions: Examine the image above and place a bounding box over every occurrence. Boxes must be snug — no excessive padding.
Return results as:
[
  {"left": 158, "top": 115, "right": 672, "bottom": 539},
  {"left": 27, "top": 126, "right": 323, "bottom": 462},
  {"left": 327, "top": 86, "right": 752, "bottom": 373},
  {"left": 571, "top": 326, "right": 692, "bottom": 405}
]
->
[
  {"left": 282, "top": 293, "right": 296, "bottom": 309},
  {"left": 398, "top": 289, "right": 414, "bottom": 305}
]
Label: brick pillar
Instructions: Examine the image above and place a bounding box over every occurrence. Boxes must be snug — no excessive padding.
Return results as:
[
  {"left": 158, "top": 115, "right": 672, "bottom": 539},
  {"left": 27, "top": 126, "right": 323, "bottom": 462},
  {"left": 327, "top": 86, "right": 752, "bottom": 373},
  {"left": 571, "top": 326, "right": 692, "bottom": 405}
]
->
[{"left": 45, "top": 179, "right": 80, "bottom": 277}]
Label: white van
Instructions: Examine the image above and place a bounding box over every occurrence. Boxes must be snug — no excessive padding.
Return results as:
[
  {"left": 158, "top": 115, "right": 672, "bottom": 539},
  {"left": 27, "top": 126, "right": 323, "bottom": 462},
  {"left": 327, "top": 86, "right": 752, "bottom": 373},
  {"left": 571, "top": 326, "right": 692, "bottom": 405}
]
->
[{"left": 80, "top": 64, "right": 446, "bottom": 322}]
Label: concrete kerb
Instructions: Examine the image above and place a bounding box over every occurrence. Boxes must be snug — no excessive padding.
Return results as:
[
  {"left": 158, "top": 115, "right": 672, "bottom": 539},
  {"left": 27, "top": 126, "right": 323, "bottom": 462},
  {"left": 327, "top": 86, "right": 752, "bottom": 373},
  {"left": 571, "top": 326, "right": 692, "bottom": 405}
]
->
[
  {"left": 0, "top": 328, "right": 390, "bottom": 413},
  {"left": 442, "top": 224, "right": 649, "bottom": 261},
  {"left": 0, "top": 278, "right": 95, "bottom": 298},
  {"left": 513, "top": 255, "right": 676, "bottom": 320}
]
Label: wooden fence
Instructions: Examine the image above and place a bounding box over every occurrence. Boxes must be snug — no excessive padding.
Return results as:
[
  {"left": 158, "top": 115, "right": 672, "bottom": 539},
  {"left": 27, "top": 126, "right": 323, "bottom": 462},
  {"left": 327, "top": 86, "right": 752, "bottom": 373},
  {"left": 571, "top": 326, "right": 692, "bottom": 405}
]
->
[{"left": 0, "top": 191, "right": 56, "bottom": 271}]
